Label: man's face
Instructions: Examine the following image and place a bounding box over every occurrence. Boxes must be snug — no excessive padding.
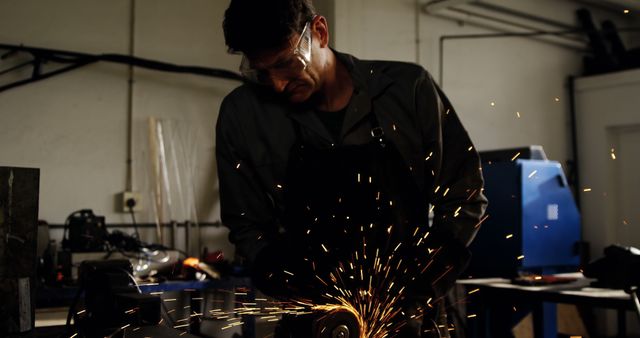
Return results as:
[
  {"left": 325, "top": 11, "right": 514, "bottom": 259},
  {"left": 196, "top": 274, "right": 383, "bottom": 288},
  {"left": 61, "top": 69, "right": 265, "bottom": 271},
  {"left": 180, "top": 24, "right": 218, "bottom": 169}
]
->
[{"left": 243, "top": 22, "right": 322, "bottom": 103}]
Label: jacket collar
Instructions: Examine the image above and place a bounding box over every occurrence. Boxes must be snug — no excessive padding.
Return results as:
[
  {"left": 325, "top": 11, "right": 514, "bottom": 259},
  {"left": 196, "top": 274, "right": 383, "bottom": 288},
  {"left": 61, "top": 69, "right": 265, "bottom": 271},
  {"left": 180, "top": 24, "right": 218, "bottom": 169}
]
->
[{"left": 287, "top": 50, "right": 395, "bottom": 143}]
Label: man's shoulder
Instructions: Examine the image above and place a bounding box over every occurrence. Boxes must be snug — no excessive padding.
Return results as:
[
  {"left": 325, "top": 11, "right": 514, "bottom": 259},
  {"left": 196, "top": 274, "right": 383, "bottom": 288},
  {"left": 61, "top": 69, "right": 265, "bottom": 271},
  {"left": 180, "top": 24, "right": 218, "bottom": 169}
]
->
[
  {"left": 335, "top": 50, "right": 431, "bottom": 84},
  {"left": 222, "top": 83, "right": 257, "bottom": 104},
  {"left": 220, "top": 83, "right": 280, "bottom": 117},
  {"left": 355, "top": 57, "right": 430, "bottom": 85},
  {"left": 367, "top": 59, "right": 426, "bottom": 76}
]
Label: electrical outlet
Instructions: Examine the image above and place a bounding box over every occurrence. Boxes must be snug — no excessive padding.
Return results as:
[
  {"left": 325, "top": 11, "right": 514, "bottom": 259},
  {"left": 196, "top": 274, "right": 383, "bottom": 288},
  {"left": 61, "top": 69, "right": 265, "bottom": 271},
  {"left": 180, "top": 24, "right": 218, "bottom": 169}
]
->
[{"left": 120, "top": 191, "right": 142, "bottom": 213}]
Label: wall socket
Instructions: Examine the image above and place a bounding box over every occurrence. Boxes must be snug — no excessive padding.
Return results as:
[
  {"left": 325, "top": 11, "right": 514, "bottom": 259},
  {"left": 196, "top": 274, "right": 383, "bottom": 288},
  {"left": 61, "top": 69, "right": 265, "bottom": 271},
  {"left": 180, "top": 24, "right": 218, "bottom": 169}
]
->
[{"left": 119, "top": 191, "right": 142, "bottom": 213}]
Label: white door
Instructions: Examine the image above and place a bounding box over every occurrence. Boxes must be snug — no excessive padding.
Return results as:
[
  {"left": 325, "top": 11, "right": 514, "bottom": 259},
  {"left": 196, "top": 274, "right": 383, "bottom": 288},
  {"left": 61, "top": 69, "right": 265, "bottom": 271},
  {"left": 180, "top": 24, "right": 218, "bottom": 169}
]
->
[{"left": 611, "top": 125, "right": 640, "bottom": 248}]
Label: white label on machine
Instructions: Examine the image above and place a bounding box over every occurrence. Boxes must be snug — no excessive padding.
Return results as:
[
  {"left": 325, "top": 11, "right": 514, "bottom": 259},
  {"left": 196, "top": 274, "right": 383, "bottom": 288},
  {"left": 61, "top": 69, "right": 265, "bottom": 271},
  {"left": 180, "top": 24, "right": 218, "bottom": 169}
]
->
[
  {"left": 547, "top": 204, "right": 559, "bottom": 220},
  {"left": 19, "top": 277, "right": 31, "bottom": 331}
]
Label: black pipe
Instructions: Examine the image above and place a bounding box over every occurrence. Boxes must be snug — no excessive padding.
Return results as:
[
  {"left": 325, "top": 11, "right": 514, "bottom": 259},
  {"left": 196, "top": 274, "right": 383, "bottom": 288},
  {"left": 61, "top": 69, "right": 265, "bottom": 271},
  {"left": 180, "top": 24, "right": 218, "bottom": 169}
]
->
[
  {"left": 0, "top": 43, "right": 244, "bottom": 93},
  {"left": 48, "top": 221, "right": 222, "bottom": 229},
  {"left": 438, "top": 29, "right": 586, "bottom": 86},
  {"left": 568, "top": 76, "right": 581, "bottom": 209}
]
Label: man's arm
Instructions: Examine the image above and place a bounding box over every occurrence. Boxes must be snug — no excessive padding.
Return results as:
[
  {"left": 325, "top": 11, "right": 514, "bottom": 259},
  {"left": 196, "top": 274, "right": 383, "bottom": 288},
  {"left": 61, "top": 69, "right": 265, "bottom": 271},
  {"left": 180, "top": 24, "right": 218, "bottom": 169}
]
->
[
  {"left": 216, "top": 95, "right": 320, "bottom": 300},
  {"left": 413, "top": 70, "right": 488, "bottom": 296},
  {"left": 216, "top": 95, "right": 275, "bottom": 265},
  {"left": 416, "top": 71, "right": 488, "bottom": 246}
]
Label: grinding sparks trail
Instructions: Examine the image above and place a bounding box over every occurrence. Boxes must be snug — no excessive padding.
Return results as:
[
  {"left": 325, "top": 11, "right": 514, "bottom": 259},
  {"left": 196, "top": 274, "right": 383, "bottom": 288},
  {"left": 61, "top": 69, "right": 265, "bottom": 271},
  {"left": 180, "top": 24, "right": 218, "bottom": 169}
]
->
[{"left": 289, "top": 217, "right": 447, "bottom": 337}]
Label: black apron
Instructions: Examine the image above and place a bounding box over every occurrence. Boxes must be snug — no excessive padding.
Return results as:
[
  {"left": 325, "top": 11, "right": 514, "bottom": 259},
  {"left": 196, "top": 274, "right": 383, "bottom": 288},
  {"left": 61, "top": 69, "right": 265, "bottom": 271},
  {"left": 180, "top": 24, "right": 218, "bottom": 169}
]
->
[{"left": 278, "top": 111, "right": 448, "bottom": 337}]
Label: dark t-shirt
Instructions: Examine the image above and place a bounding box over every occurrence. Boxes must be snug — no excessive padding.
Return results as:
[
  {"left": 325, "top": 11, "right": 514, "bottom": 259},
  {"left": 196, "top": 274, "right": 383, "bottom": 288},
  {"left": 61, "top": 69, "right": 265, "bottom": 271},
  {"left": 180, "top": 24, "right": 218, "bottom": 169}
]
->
[{"left": 314, "top": 108, "right": 346, "bottom": 144}]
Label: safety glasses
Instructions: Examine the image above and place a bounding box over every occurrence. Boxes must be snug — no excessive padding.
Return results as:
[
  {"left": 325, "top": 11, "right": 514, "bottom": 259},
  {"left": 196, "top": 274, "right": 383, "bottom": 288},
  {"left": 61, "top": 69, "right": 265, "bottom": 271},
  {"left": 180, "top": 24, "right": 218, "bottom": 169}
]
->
[{"left": 239, "top": 19, "right": 313, "bottom": 84}]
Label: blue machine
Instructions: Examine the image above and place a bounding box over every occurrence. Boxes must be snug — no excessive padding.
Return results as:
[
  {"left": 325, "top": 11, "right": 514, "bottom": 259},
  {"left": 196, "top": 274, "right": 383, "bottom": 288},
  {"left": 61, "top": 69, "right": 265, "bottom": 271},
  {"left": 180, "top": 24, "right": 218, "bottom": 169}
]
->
[{"left": 467, "top": 156, "right": 582, "bottom": 278}]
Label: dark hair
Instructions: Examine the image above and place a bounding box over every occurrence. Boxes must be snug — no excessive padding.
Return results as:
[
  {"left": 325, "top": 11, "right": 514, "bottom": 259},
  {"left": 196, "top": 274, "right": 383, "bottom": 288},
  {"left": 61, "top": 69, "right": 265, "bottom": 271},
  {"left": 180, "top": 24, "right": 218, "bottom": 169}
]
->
[{"left": 223, "top": 0, "right": 316, "bottom": 55}]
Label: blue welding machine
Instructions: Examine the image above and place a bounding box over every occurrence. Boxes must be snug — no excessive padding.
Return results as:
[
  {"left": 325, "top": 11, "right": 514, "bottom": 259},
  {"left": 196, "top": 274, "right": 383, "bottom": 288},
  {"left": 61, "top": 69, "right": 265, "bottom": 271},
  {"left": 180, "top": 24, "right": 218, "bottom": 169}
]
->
[{"left": 467, "top": 147, "right": 582, "bottom": 278}]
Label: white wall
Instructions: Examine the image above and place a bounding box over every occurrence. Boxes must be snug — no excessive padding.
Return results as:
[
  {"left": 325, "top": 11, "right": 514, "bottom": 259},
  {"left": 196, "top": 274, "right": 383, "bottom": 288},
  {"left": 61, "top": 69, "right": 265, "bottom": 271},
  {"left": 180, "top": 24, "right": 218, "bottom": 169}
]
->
[
  {"left": 0, "top": 0, "right": 638, "bottom": 259},
  {"left": 332, "top": 0, "right": 639, "bottom": 167},
  {"left": 0, "top": 0, "right": 240, "bottom": 257}
]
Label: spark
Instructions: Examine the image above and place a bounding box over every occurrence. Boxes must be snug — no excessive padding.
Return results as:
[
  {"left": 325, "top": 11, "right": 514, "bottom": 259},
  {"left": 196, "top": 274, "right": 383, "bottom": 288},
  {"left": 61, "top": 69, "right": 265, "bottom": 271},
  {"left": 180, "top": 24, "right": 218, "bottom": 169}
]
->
[
  {"left": 490, "top": 102, "right": 496, "bottom": 107},
  {"left": 392, "top": 124, "right": 397, "bottom": 131},
  {"left": 505, "top": 234, "right": 513, "bottom": 239},
  {"left": 583, "top": 188, "right": 592, "bottom": 192},
  {"left": 432, "top": 266, "right": 454, "bottom": 285},
  {"left": 517, "top": 255, "right": 525, "bottom": 260},
  {"left": 283, "top": 270, "right": 294, "bottom": 276},
  {"left": 443, "top": 188, "right": 450, "bottom": 196},
  {"left": 554, "top": 97, "right": 560, "bottom": 102},
  {"left": 235, "top": 162, "right": 241, "bottom": 169},
  {"left": 276, "top": 184, "right": 283, "bottom": 189},
  {"left": 511, "top": 152, "right": 521, "bottom": 161},
  {"left": 475, "top": 214, "right": 489, "bottom": 228},
  {"left": 611, "top": 148, "right": 616, "bottom": 160},
  {"left": 468, "top": 288, "right": 480, "bottom": 294},
  {"left": 516, "top": 111, "right": 521, "bottom": 118},
  {"left": 321, "top": 244, "right": 329, "bottom": 253},
  {"left": 623, "top": 9, "right": 630, "bottom": 14},
  {"left": 467, "top": 314, "right": 477, "bottom": 318},
  {"left": 468, "top": 146, "right": 473, "bottom": 151},
  {"left": 528, "top": 170, "right": 537, "bottom": 178}
]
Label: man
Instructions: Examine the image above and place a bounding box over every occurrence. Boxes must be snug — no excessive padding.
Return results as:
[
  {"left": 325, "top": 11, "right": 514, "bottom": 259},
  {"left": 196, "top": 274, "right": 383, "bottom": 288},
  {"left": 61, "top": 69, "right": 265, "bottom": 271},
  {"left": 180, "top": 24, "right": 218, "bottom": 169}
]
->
[{"left": 217, "top": 0, "right": 487, "bottom": 336}]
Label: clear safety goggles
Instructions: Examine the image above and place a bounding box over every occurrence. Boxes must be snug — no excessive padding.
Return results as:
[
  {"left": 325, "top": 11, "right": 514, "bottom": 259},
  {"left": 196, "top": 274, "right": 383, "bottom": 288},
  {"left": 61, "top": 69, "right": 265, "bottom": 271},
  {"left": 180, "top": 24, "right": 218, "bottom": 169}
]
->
[{"left": 239, "top": 19, "right": 313, "bottom": 84}]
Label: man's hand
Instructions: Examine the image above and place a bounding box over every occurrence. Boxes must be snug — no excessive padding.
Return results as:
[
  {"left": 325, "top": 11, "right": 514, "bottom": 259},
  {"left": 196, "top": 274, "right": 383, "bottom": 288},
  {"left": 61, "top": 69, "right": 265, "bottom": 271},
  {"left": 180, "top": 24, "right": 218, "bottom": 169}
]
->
[
  {"left": 251, "top": 244, "right": 325, "bottom": 302},
  {"left": 408, "top": 229, "right": 471, "bottom": 299}
]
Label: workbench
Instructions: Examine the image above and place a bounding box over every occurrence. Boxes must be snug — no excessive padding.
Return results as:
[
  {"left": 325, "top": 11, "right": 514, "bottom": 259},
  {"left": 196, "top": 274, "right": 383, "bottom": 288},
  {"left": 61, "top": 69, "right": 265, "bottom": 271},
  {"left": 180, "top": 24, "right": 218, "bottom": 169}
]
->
[
  {"left": 35, "top": 277, "right": 255, "bottom": 338},
  {"left": 457, "top": 273, "right": 636, "bottom": 338}
]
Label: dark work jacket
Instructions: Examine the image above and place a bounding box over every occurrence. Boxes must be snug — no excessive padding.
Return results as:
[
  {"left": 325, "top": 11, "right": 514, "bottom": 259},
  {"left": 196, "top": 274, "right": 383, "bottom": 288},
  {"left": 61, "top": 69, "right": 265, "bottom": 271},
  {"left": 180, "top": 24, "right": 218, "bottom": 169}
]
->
[{"left": 216, "top": 50, "right": 488, "bottom": 265}]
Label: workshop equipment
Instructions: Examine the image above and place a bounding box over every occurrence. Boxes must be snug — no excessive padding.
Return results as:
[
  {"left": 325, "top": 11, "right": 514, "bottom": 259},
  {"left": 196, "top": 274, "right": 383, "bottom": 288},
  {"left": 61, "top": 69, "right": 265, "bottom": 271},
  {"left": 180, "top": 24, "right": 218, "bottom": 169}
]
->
[
  {"left": 584, "top": 245, "right": 640, "bottom": 321},
  {"left": 467, "top": 147, "right": 582, "bottom": 277},
  {"left": 0, "top": 166, "right": 40, "bottom": 337},
  {"left": 62, "top": 209, "right": 107, "bottom": 252},
  {"left": 182, "top": 257, "right": 221, "bottom": 279},
  {"left": 73, "top": 259, "right": 161, "bottom": 336}
]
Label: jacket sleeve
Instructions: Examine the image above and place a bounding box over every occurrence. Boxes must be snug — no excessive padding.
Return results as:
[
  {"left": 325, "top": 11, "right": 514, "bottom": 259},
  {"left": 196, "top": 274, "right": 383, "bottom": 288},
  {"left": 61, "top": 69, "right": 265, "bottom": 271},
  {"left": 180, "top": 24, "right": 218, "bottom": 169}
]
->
[
  {"left": 415, "top": 70, "right": 488, "bottom": 247},
  {"left": 216, "top": 94, "right": 276, "bottom": 264}
]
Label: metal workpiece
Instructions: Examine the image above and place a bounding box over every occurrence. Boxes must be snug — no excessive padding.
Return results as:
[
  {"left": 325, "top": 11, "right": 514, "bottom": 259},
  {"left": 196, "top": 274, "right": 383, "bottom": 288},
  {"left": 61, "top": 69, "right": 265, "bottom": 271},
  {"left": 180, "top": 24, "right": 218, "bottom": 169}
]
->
[
  {"left": 315, "top": 310, "right": 360, "bottom": 338},
  {"left": 272, "top": 309, "right": 361, "bottom": 338}
]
